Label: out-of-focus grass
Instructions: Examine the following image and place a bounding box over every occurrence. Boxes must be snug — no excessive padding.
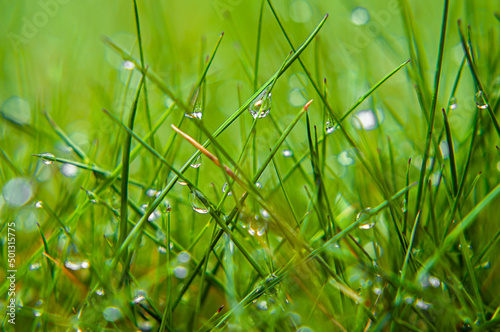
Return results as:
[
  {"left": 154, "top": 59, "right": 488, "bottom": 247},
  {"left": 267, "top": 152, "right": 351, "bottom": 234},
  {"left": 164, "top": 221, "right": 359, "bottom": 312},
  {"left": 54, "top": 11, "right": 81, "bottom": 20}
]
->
[{"left": 1, "top": 0, "right": 500, "bottom": 331}]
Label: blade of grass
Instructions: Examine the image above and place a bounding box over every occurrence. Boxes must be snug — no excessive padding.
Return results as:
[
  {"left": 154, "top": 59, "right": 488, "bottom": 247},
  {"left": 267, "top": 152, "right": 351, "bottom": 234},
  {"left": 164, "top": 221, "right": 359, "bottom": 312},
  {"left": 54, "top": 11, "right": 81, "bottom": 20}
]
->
[
  {"left": 118, "top": 73, "right": 145, "bottom": 250},
  {"left": 413, "top": 0, "right": 450, "bottom": 215}
]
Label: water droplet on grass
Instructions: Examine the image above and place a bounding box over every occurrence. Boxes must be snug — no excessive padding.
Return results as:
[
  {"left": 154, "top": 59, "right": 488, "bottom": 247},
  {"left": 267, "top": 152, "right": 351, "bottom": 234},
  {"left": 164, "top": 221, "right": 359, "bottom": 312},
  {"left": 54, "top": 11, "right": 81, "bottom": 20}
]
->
[
  {"left": 33, "top": 309, "right": 42, "bottom": 317},
  {"left": 123, "top": 61, "right": 135, "bottom": 70},
  {"left": 177, "top": 251, "right": 191, "bottom": 263},
  {"left": 404, "top": 296, "right": 414, "bottom": 304},
  {"left": 338, "top": 150, "right": 355, "bottom": 166},
  {"left": 282, "top": 149, "right": 293, "bottom": 157},
  {"left": 261, "top": 209, "right": 270, "bottom": 218},
  {"left": 133, "top": 295, "right": 146, "bottom": 304},
  {"left": 429, "top": 276, "right": 441, "bottom": 287},
  {"left": 255, "top": 182, "right": 262, "bottom": 189},
  {"left": 351, "top": 7, "right": 370, "bottom": 25},
  {"left": 353, "top": 109, "right": 379, "bottom": 130},
  {"left": 256, "top": 300, "right": 268, "bottom": 311},
  {"left": 34, "top": 201, "right": 43, "bottom": 208},
  {"left": 61, "top": 163, "right": 78, "bottom": 177},
  {"left": 359, "top": 222, "right": 375, "bottom": 230},
  {"left": 177, "top": 180, "right": 187, "bottom": 186},
  {"left": 29, "top": 262, "right": 42, "bottom": 271},
  {"left": 249, "top": 89, "right": 271, "bottom": 119},
  {"left": 475, "top": 91, "right": 488, "bottom": 109},
  {"left": 190, "top": 155, "right": 202, "bottom": 168},
  {"left": 96, "top": 288, "right": 105, "bottom": 296},
  {"left": 173, "top": 266, "right": 188, "bottom": 279},
  {"left": 449, "top": 96, "right": 458, "bottom": 110},
  {"left": 190, "top": 191, "right": 208, "bottom": 214},
  {"left": 415, "top": 299, "right": 431, "bottom": 310},
  {"left": 3, "top": 178, "right": 32, "bottom": 207},
  {"left": 39, "top": 153, "right": 55, "bottom": 165},
  {"left": 185, "top": 111, "right": 202, "bottom": 120},
  {"left": 158, "top": 246, "right": 167, "bottom": 254},
  {"left": 146, "top": 188, "right": 161, "bottom": 198},
  {"left": 103, "top": 306, "right": 122, "bottom": 322},
  {"left": 326, "top": 120, "right": 338, "bottom": 134},
  {"left": 222, "top": 182, "right": 232, "bottom": 196},
  {"left": 401, "top": 199, "right": 407, "bottom": 213}
]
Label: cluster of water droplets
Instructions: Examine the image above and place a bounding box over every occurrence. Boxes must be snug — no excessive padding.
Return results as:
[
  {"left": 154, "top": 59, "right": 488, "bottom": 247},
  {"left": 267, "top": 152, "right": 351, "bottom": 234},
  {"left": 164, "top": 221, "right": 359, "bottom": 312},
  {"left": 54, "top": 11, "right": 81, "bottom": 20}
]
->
[
  {"left": 64, "top": 259, "right": 90, "bottom": 271},
  {"left": 249, "top": 89, "right": 272, "bottom": 119},
  {"left": 246, "top": 211, "right": 269, "bottom": 237},
  {"left": 140, "top": 203, "right": 162, "bottom": 222}
]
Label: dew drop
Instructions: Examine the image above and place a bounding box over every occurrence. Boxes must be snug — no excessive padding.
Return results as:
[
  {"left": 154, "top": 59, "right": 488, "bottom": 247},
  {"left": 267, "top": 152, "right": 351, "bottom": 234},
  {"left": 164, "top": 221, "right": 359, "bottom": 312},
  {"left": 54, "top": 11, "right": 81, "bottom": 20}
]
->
[
  {"left": 222, "top": 182, "right": 232, "bottom": 196},
  {"left": 282, "top": 149, "right": 293, "bottom": 157},
  {"left": 173, "top": 266, "right": 188, "bottom": 279},
  {"left": 29, "top": 262, "right": 42, "bottom": 271},
  {"left": 123, "top": 61, "right": 135, "bottom": 70},
  {"left": 449, "top": 96, "right": 457, "bottom": 110},
  {"left": 257, "top": 226, "right": 266, "bottom": 237},
  {"left": 64, "top": 259, "right": 89, "bottom": 271},
  {"left": 84, "top": 189, "right": 98, "bottom": 204},
  {"left": 103, "top": 306, "right": 122, "bottom": 322},
  {"left": 33, "top": 309, "right": 42, "bottom": 317},
  {"left": 146, "top": 188, "right": 161, "bottom": 198},
  {"left": 325, "top": 120, "right": 338, "bottom": 134},
  {"left": 353, "top": 109, "right": 379, "bottom": 131},
  {"left": 158, "top": 246, "right": 167, "bottom": 254},
  {"left": 475, "top": 91, "right": 488, "bottom": 109},
  {"left": 177, "top": 251, "right": 191, "bottom": 263},
  {"left": 249, "top": 89, "right": 271, "bottom": 119},
  {"left": 185, "top": 111, "right": 202, "bottom": 120},
  {"left": 190, "top": 155, "right": 202, "bottom": 168},
  {"left": 351, "top": 7, "right": 370, "bottom": 25},
  {"left": 359, "top": 222, "right": 375, "bottom": 230},
  {"left": 96, "top": 288, "right": 105, "bottom": 296},
  {"left": 261, "top": 209, "right": 270, "bottom": 218},
  {"left": 404, "top": 296, "right": 414, "bottom": 304},
  {"left": 357, "top": 208, "right": 375, "bottom": 229},
  {"left": 401, "top": 199, "right": 407, "bottom": 213},
  {"left": 190, "top": 190, "right": 208, "bottom": 214},
  {"left": 3, "top": 178, "right": 33, "bottom": 207},
  {"left": 39, "top": 153, "right": 55, "bottom": 165},
  {"left": 415, "top": 299, "right": 431, "bottom": 310},
  {"left": 61, "top": 163, "right": 78, "bottom": 177},
  {"left": 177, "top": 180, "right": 188, "bottom": 186},
  {"left": 256, "top": 300, "right": 268, "bottom": 311},
  {"left": 356, "top": 208, "right": 372, "bottom": 221},
  {"left": 338, "top": 150, "right": 355, "bottom": 166},
  {"left": 429, "top": 276, "right": 441, "bottom": 288},
  {"left": 133, "top": 291, "right": 146, "bottom": 304},
  {"left": 248, "top": 227, "right": 256, "bottom": 236},
  {"left": 255, "top": 182, "right": 262, "bottom": 189},
  {"left": 34, "top": 201, "right": 43, "bottom": 208}
]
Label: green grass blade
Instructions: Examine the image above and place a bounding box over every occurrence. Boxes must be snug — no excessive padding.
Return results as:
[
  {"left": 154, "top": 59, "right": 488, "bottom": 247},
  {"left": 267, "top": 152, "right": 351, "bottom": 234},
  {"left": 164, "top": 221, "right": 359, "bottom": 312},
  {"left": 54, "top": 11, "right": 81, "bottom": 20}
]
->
[{"left": 413, "top": 0, "right": 450, "bottom": 215}]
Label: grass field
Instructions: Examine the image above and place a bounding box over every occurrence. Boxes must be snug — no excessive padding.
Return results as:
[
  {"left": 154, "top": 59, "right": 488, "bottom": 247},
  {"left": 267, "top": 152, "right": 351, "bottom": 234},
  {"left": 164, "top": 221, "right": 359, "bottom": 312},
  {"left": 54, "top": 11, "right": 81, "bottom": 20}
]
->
[{"left": 1, "top": 0, "right": 500, "bottom": 331}]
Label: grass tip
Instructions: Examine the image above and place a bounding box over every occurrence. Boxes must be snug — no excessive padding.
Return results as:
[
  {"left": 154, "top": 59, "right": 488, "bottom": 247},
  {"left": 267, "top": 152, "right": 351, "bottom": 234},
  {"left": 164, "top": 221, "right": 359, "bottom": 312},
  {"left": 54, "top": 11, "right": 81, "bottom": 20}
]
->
[{"left": 304, "top": 99, "right": 314, "bottom": 110}]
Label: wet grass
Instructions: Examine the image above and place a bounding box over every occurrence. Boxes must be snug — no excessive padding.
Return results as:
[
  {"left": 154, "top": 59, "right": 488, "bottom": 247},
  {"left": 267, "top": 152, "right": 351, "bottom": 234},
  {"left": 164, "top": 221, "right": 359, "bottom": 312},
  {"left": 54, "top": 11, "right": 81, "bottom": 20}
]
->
[{"left": 1, "top": 0, "right": 500, "bottom": 331}]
